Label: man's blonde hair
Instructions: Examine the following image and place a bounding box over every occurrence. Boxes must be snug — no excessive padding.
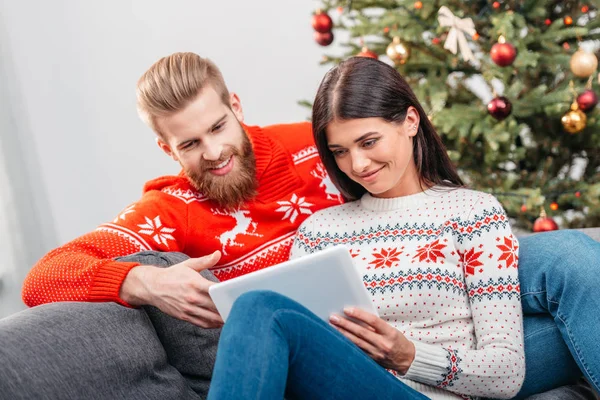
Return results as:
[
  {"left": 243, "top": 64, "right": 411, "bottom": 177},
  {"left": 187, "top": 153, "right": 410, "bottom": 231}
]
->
[{"left": 136, "top": 52, "right": 230, "bottom": 136}]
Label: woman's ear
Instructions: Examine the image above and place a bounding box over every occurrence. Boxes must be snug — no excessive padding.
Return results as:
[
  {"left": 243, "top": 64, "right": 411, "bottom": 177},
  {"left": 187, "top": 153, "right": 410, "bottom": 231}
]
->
[{"left": 404, "top": 106, "right": 420, "bottom": 138}]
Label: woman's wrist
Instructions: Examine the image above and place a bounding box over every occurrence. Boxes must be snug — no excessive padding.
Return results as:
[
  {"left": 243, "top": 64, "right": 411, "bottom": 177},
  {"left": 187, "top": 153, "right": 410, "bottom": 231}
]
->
[{"left": 394, "top": 340, "right": 416, "bottom": 375}]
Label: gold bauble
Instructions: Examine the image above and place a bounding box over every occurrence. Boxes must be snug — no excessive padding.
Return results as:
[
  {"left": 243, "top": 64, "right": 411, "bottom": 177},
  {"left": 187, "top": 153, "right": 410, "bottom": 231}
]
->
[
  {"left": 386, "top": 37, "right": 410, "bottom": 65},
  {"left": 570, "top": 49, "right": 598, "bottom": 78},
  {"left": 561, "top": 102, "right": 587, "bottom": 134}
]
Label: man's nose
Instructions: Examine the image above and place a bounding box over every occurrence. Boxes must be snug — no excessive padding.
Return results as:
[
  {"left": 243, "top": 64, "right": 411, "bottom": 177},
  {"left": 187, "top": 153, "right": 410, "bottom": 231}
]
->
[{"left": 202, "top": 142, "right": 224, "bottom": 161}]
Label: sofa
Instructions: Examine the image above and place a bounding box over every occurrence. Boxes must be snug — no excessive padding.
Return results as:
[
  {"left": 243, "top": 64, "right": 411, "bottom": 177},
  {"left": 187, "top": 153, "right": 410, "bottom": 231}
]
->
[{"left": 0, "top": 229, "right": 598, "bottom": 400}]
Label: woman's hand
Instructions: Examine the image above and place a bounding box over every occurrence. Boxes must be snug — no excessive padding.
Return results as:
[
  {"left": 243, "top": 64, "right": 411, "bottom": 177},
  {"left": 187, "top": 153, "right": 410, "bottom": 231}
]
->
[{"left": 329, "top": 307, "right": 415, "bottom": 375}]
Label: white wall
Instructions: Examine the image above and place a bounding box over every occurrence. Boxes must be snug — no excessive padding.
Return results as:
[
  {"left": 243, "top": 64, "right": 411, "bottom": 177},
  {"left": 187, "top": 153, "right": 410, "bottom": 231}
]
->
[
  {"left": 0, "top": 0, "right": 339, "bottom": 315},
  {"left": 1, "top": 0, "right": 335, "bottom": 243}
]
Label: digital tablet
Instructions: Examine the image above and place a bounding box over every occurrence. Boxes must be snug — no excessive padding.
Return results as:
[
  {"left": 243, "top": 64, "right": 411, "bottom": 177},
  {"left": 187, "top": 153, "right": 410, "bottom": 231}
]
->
[{"left": 208, "top": 245, "right": 378, "bottom": 322}]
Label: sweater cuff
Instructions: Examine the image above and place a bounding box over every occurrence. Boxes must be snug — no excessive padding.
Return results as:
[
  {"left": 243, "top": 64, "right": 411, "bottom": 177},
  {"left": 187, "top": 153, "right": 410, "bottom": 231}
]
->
[
  {"left": 89, "top": 261, "right": 140, "bottom": 307},
  {"left": 403, "top": 341, "right": 452, "bottom": 386}
]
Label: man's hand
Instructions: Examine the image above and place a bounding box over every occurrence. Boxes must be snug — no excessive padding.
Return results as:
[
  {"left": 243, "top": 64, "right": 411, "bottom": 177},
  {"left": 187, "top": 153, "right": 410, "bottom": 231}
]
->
[
  {"left": 329, "top": 307, "right": 415, "bottom": 375},
  {"left": 120, "top": 251, "right": 224, "bottom": 328}
]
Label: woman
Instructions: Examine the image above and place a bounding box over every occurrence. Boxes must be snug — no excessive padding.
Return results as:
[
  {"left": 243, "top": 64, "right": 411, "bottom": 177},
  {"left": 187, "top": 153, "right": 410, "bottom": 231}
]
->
[{"left": 207, "top": 57, "right": 524, "bottom": 400}]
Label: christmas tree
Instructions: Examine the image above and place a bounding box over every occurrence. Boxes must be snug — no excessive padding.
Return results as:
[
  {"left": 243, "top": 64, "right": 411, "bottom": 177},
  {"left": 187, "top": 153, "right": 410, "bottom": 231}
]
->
[{"left": 308, "top": 0, "right": 600, "bottom": 231}]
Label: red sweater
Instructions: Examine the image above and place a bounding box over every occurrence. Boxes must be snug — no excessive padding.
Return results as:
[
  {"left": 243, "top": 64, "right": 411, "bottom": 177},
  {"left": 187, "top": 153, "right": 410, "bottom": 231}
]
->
[{"left": 22, "top": 122, "right": 342, "bottom": 307}]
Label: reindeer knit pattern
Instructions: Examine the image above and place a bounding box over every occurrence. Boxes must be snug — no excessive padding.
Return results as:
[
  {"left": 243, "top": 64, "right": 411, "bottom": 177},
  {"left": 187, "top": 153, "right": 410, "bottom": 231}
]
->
[
  {"left": 290, "top": 188, "right": 525, "bottom": 400},
  {"left": 23, "top": 122, "right": 342, "bottom": 307}
]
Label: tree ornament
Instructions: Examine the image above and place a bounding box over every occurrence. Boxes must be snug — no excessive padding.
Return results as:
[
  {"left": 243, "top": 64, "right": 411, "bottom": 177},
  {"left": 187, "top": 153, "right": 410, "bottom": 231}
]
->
[
  {"left": 533, "top": 209, "right": 559, "bottom": 232},
  {"left": 312, "top": 10, "right": 333, "bottom": 33},
  {"left": 577, "top": 89, "right": 598, "bottom": 112},
  {"left": 561, "top": 101, "right": 587, "bottom": 134},
  {"left": 437, "top": 6, "right": 476, "bottom": 63},
  {"left": 582, "top": 5, "right": 589, "bottom": 13},
  {"left": 545, "top": 19, "right": 552, "bottom": 26},
  {"left": 564, "top": 16, "right": 573, "bottom": 26},
  {"left": 357, "top": 46, "right": 378, "bottom": 59},
  {"left": 570, "top": 49, "right": 598, "bottom": 78},
  {"left": 575, "top": 191, "right": 581, "bottom": 198},
  {"left": 487, "top": 96, "right": 512, "bottom": 120},
  {"left": 386, "top": 37, "right": 410, "bottom": 65},
  {"left": 414, "top": 1, "right": 423, "bottom": 9},
  {"left": 492, "top": 1, "right": 501, "bottom": 9},
  {"left": 490, "top": 36, "right": 517, "bottom": 67},
  {"left": 314, "top": 31, "right": 334, "bottom": 46},
  {"left": 520, "top": 204, "right": 527, "bottom": 213},
  {"left": 550, "top": 202, "right": 559, "bottom": 211}
]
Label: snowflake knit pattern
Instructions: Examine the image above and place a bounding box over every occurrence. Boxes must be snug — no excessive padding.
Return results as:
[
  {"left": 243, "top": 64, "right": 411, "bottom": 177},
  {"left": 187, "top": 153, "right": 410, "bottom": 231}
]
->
[
  {"left": 22, "top": 122, "right": 342, "bottom": 307},
  {"left": 291, "top": 187, "right": 525, "bottom": 400}
]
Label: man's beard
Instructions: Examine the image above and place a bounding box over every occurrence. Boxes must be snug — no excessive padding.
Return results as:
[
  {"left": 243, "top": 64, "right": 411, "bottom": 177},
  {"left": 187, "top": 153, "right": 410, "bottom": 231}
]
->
[{"left": 185, "top": 133, "right": 258, "bottom": 209}]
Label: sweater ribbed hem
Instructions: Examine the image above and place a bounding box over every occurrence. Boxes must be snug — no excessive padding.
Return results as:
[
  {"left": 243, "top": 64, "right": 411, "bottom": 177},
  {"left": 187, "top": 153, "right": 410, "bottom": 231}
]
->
[
  {"left": 360, "top": 186, "right": 453, "bottom": 211},
  {"left": 89, "top": 261, "right": 140, "bottom": 306},
  {"left": 245, "top": 124, "right": 304, "bottom": 203},
  {"left": 403, "top": 340, "right": 452, "bottom": 386}
]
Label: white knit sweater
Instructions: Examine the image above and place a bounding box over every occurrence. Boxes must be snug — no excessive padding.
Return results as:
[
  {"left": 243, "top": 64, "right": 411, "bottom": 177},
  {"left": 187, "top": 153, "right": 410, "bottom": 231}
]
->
[{"left": 290, "top": 187, "right": 525, "bottom": 399}]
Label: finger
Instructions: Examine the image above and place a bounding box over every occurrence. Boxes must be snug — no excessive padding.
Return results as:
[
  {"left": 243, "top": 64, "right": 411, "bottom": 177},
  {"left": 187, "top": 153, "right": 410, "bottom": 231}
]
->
[
  {"left": 185, "top": 305, "right": 224, "bottom": 326},
  {"left": 332, "top": 322, "right": 380, "bottom": 357},
  {"left": 187, "top": 315, "right": 224, "bottom": 329},
  {"left": 330, "top": 313, "right": 380, "bottom": 347},
  {"left": 185, "top": 251, "right": 221, "bottom": 272},
  {"left": 343, "top": 307, "right": 391, "bottom": 334},
  {"left": 195, "top": 293, "right": 219, "bottom": 313}
]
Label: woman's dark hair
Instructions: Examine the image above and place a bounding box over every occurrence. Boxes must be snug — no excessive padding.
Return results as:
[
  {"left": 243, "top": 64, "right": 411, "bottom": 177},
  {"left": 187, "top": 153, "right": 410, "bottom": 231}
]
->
[{"left": 312, "top": 57, "right": 463, "bottom": 201}]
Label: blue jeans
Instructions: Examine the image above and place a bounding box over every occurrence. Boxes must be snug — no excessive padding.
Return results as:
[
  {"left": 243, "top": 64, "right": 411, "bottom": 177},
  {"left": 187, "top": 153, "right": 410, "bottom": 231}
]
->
[
  {"left": 516, "top": 230, "right": 600, "bottom": 398},
  {"left": 207, "top": 290, "right": 429, "bottom": 400}
]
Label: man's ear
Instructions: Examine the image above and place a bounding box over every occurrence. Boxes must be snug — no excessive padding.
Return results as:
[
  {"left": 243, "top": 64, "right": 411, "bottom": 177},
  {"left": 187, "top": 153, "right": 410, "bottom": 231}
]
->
[
  {"left": 229, "top": 92, "right": 244, "bottom": 123},
  {"left": 156, "top": 137, "right": 178, "bottom": 161}
]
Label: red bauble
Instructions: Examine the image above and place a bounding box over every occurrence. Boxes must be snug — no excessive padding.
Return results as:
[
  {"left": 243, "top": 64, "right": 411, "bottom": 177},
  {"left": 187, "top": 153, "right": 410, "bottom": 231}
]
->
[
  {"left": 312, "top": 11, "right": 333, "bottom": 33},
  {"left": 577, "top": 90, "right": 598, "bottom": 112},
  {"left": 490, "top": 41, "right": 517, "bottom": 67},
  {"left": 487, "top": 96, "right": 512, "bottom": 120},
  {"left": 314, "top": 31, "right": 334, "bottom": 46},
  {"left": 533, "top": 216, "right": 559, "bottom": 232},
  {"left": 357, "top": 47, "right": 378, "bottom": 59}
]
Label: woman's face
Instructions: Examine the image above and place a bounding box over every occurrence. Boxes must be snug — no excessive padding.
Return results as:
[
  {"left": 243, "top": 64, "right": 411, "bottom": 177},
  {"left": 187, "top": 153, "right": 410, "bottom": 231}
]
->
[{"left": 326, "top": 108, "right": 422, "bottom": 198}]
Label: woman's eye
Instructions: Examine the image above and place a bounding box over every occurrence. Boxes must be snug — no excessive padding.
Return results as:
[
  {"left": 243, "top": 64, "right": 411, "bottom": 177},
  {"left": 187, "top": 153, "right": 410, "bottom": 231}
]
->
[
  {"left": 332, "top": 150, "right": 346, "bottom": 157},
  {"left": 363, "top": 139, "right": 377, "bottom": 148}
]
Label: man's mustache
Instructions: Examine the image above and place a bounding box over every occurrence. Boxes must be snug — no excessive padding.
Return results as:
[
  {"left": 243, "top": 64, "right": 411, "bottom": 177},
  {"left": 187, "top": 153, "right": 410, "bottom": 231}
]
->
[{"left": 200, "top": 148, "right": 240, "bottom": 171}]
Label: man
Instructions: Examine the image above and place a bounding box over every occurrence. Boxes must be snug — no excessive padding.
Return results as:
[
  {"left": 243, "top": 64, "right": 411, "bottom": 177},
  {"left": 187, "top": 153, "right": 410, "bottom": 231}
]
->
[
  {"left": 23, "top": 52, "right": 341, "bottom": 328},
  {"left": 10, "top": 53, "right": 600, "bottom": 399}
]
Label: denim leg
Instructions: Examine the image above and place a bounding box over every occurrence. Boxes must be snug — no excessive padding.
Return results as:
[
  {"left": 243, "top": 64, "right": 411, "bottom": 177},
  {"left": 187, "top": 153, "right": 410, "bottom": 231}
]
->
[
  {"left": 513, "top": 315, "right": 582, "bottom": 399},
  {"left": 517, "top": 230, "right": 600, "bottom": 394},
  {"left": 207, "top": 290, "right": 429, "bottom": 400},
  {"left": 115, "top": 251, "right": 221, "bottom": 399}
]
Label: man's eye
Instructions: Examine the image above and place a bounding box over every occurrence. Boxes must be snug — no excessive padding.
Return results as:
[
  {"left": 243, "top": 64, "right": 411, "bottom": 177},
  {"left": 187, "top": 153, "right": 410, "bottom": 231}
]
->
[
  {"left": 213, "top": 123, "right": 225, "bottom": 132},
  {"left": 183, "top": 140, "right": 198, "bottom": 149}
]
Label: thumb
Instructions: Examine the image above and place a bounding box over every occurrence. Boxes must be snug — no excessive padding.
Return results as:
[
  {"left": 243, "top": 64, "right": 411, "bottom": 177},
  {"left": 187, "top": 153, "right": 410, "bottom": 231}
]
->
[{"left": 186, "top": 250, "right": 221, "bottom": 272}]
